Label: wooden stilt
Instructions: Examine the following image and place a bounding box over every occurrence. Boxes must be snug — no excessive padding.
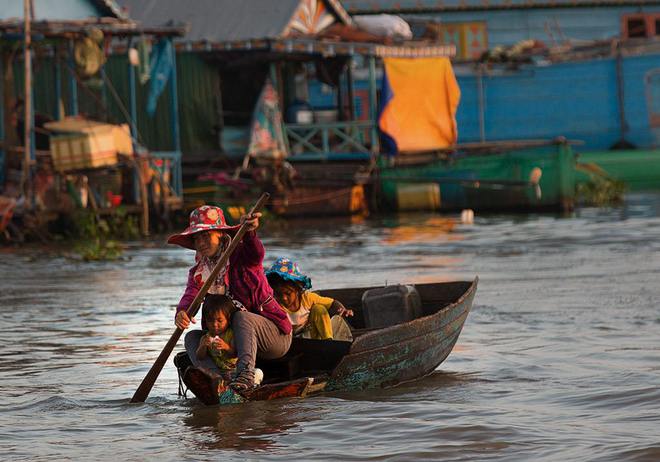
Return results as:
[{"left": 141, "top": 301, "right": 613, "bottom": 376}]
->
[{"left": 138, "top": 160, "right": 149, "bottom": 237}]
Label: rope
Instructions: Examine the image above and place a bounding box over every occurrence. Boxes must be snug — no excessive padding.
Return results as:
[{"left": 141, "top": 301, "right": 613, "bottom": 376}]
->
[
  {"left": 177, "top": 366, "right": 188, "bottom": 398},
  {"left": 100, "top": 69, "right": 147, "bottom": 147},
  {"left": 274, "top": 187, "right": 355, "bottom": 206}
]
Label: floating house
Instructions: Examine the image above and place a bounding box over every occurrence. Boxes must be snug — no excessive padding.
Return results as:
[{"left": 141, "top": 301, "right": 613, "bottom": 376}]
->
[
  {"left": 118, "top": 0, "right": 464, "bottom": 216},
  {"left": 341, "top": 0, "right": 660, "bottom": 192},
  {"left": 0, "top": 0, "right": 185, "bottom": 239}
]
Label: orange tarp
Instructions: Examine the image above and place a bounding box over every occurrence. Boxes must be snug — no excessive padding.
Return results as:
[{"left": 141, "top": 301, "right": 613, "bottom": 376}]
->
[{"left": 379, "top": 57, "right": 460, "bottom": 153}]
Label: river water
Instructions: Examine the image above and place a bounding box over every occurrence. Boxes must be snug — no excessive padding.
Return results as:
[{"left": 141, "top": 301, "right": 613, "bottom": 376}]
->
[{"left": 1, "top": 193, "right": 659, "bottom": 461}]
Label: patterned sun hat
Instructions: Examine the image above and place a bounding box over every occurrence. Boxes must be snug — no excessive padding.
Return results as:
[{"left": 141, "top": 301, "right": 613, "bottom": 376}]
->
[
  {"left": 167, "top": 205, "right": 240, "bottom": 250},
  {"left": 265, "top": 257, "right": 312, "bottom": 290}
]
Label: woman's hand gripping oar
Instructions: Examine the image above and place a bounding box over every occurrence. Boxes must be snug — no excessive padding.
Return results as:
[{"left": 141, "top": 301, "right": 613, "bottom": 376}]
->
[{"left": 130, "top": 193, "right": 270, "bottom": 403}]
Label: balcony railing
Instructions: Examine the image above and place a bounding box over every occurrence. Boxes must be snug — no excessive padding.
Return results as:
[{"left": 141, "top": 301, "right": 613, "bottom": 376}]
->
[{"left": 283, "top": 120, "right": 376, "bottom": 157}]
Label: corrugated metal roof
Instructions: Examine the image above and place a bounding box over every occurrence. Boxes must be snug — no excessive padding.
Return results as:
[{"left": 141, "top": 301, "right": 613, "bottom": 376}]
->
[
  {"left": 0, "top": 0, "right": 122, "bottom": 21},
  {"left": 342, "top": 0, "right": 660, "bottom": 13},
  {"left": 117, "top": 0, "right": 335, "bottom": 42}
]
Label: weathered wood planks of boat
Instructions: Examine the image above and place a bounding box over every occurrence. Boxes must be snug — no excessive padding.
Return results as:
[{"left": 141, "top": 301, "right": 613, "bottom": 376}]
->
[{"left": 174, "top": 278, "right": 478, "bottom": 405}]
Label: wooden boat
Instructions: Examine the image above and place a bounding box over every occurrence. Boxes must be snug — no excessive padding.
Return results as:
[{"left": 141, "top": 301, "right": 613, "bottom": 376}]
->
[
  {"left": 174, "top": 278, "right": 478, "bottom": 405},
  {"left": 270, "top": 184, "right": 368, "bottom": 218},
  {"left": 378, "top": 139, "right": 576, "bottom": 212}
]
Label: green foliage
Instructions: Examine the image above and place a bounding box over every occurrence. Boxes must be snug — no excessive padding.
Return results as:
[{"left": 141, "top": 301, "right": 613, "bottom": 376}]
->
[
  {"left": 74, "top": 239, "right": 123, "bottom": 262},
  {"left": 70, "top": 207, "right": 139, "bottom": 261},
  {"left": 576, "top": 177, "right": 626, "bottom": 207},
  {"left": 575, "top": 162, "right": 626, "bottom": 207}
]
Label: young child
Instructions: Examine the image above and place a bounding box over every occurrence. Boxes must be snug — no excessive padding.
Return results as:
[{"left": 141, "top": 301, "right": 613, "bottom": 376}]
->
[
  {"left": 266, "top": 257, "right": 353, "bottom": 340},
  {"left": 195, "top": 294, "right": 238, "bottom": 382}
]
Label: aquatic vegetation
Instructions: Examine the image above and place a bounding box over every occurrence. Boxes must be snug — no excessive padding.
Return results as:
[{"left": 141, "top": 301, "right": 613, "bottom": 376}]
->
[
  {"left": 70, "top": 207, "right": 139, "bottom": 261},
  {"left": 576, "top": 162, "right": 626, "bottom": 206}
]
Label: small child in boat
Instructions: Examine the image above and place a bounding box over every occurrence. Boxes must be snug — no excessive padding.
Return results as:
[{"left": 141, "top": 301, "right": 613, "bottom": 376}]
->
[
  {"left": 195, "top": 294, "right": 264, "bottom": 389},
  {"left": 195, "top": 294, "right": 238, "bottom": 382},
  {"left": 266, "top": 257, "right": 353, "bottom": 340}
]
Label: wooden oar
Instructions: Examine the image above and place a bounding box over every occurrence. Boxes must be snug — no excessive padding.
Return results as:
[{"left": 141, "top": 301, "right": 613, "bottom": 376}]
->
[{"left": 130, "top": 193, "right": 270, "bottom": 403}]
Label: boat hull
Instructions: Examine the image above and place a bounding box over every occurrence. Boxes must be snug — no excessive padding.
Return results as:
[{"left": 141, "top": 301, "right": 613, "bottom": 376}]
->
[
  {"left": 324, "top": 279, "right": 476, "bottom": 391},
  {"left": 379, "top": 141, "right": 575, "bottom": 212}
]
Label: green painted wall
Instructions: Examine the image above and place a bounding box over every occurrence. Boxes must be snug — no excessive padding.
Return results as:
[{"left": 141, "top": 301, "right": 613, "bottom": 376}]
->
[{"left": 16, "top": 51, "right": 221, "bottom": 156}]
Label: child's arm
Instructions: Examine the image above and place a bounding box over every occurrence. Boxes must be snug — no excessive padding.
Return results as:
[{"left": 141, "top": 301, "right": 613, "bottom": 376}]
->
[
  {"left": 305, "top": 291, "right": 353, "bottom": 317},
  {"left": 213, "top": 336, "right": 236, "bottom": 357},
  {"left": 330, "top": 299, "right": 354, "bottom": 317},
  {"left": 226, "top": 338, "right": 236, "bottom": 358},
  {"left": 196, "top": 335, "right": 211, "bottom": 360}
]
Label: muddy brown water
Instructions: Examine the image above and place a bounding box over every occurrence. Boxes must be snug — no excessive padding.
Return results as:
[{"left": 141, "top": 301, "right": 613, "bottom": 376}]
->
[{"left": 1, "top": 193, "right": 659, "bottom": 461}]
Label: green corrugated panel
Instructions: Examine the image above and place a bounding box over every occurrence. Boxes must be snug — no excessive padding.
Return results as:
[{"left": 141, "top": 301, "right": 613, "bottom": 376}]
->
[
  {"left": 102, "top": 52, "right": 221, "bottom": 154},
  {"left": 175, "top": 53, "right": 221, "bottom": 152},
  {"left": 13, "top": 50, "right": 221, "bottom": 157}
]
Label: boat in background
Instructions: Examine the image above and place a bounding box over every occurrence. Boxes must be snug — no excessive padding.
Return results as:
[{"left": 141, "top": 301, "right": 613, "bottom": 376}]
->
[{"left": 378, "top": 139, "right": 576, "bottom": 212}]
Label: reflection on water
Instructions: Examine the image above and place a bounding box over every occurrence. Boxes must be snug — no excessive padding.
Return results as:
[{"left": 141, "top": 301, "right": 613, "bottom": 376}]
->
[
  {"left": 182, "top": 400, "right": 304, "bottom": 452},
  {"left": 1, "top": 193, "right": 660, "bottom": 460},
  {"left": 380, "top": 217, "right": 463, "bottom": 245}
]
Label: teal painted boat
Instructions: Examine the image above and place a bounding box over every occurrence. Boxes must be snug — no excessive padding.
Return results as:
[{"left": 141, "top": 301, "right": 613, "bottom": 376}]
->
[
  {"left": 378, "top": 139, "right": 576, "bottom": 212},
  {"left": 174, "top": 279, "right": 477, "bottom": 405},
  {"left": 575, "top": 149, "right": 660, "bottom": 191}
]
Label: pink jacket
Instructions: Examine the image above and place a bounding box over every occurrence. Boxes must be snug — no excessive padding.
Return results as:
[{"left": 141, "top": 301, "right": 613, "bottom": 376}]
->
[{"left": 176, "top": 231, "right": 292, "bottom": 334}]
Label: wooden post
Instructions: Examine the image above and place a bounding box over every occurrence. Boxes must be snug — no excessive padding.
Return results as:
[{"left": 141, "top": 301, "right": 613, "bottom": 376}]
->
[
  {"left": 368, "top": 55, "right": 379, "bottom": 154},
  {"left": 21, "top": 0, "right": 33, "bottom": 201},
  {"left": 68, "top": 39, "right": 78, "bottom": 116},
  {"left": 337, "top": 70, "right": 344, "bottom": 122},
  {"left": 476, "top": 64, "right": 486, "bottom": 142},
  {"left": 0, "top": 53, "right": 4, "bottom": 186},
  {"left": 615, "top": 41, "right": 629, "bottom": 144},
  {"left": 54, "top": 45, "right": 62, "bottom": 120},
  {"left": 127, "top": 38, "right": 138, "bottom": 151},
  {"left": 347, "top": 57, "right": 356, "bottom": 121},
  {"left": 137, "top": 159, "right": 149, "bottom": 237},
  {"left": 167, "top": 38, "right": 182, "bottom": 196}
]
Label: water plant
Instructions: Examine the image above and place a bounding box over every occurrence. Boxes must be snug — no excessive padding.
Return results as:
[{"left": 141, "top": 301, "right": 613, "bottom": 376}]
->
[
  {"left": 575, "top": 162, "right": 626, "bottom": 206},
  {"left": 70, "top": 207, "right": 139, "bottom": 261}
]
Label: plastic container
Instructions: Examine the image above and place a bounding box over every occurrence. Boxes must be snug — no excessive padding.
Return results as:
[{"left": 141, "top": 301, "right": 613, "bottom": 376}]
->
[
  {"left": 314, "top": 109, "right": 338, "bottom": 124},
  {"left": 396, "top": 183, "right": 440, "bottom": 211},
  {"left": 286, "top": 100, "right": 313, "bottom": 124},
  {"left": 361, "top": 284, "right": 423, "bottom": 328},
  {"left": 50, "top": 128, "right": 118, "bottom": 172}
]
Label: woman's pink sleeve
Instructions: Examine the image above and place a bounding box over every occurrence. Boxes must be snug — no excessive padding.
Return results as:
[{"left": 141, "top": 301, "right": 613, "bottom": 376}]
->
[
  {"left": 176, "top": 265, "right": 200, "bottom": 318},
  {"left": 235, "top": 230, "right": 265, "bottom": 266}
]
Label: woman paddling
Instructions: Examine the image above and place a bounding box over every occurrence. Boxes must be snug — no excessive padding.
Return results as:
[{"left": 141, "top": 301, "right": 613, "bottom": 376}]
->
[{"left": 168, "top": 205, "right": 292, "bottom": 391}]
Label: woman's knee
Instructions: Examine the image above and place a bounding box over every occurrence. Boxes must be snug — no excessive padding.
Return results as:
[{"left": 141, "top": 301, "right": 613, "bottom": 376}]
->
[{"left": 232, "top": 310, "right": 251, "bottom": 330}]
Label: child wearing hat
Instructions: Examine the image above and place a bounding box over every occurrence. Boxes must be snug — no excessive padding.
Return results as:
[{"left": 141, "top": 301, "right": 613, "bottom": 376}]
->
[
  {"left": 266, "top": 257, "right": 353, "bottom": 341},
  {"left": 168, "top": 205, "right": 292, "bottom": 392}
]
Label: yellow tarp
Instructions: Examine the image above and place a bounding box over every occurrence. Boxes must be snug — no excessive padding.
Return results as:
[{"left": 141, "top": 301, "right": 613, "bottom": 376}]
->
[{"left": 379, "top": 57, "right": 460, "bottom": 153}]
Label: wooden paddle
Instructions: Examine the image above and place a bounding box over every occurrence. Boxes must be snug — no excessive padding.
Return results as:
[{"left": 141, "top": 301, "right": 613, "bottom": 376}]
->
[{"left": 130, "top": 193, "right": 270, "bottom": 403}]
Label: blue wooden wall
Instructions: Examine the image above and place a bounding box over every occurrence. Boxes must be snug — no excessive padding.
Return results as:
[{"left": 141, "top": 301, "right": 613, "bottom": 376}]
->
[
  {"left": 407, "top": 6, "right": 660, "bottom": 46},
  {"left": 420, "top": 6, "right": 660, "bottom": 48},
  {"left": 344, "top": 1, "right": 660, "bottom": 45},
  {"left": 455, "top": 54, "right": 660, "bottom": 149},
  {"left": 308, "top": 53, "right": 660, "bottom": 151}
]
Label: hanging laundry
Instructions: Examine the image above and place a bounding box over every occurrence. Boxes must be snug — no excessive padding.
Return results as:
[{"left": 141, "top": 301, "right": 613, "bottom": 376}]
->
[
  {"left": 247, "top": 79, "right": 288, "bottom": 159},
  {"left": 137, "top": 38, "right": 152, "bottom": 84},
  {"left": 146, "top": 40, "right": 173, "bottom": 117},
  {"left": 379, "top": 57, "right": 460, "bottom": 154}
]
